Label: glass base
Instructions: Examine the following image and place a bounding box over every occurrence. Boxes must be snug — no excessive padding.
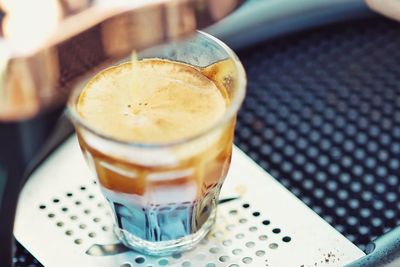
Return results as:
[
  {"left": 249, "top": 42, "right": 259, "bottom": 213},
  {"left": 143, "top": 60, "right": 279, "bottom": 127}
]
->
[{"left": 114, "top": 208, "right": 217, "bottom": 256}]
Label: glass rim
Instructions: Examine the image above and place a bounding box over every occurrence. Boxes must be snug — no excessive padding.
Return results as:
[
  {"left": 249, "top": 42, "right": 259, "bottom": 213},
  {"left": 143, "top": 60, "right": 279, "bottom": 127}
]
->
[{"left": 65, "top": 30, "right": 246, "bottom": 149}]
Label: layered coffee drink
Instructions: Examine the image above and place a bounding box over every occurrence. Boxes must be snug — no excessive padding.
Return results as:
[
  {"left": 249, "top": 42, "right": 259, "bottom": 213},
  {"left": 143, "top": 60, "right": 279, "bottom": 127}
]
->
[
  {"left": 75, "top": 58, "right": 236, "bottom": 252},
  {"left": 68, "top": 31, "right": 246, "bottom": 255}
]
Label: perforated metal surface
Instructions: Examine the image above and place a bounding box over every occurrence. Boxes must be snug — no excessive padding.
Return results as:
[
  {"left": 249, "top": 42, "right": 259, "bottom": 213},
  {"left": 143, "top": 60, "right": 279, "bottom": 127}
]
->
[
  {"left": 14, "top": 136, "right": 363, "bottom": 266},
  {"left": 13, "top": 17, "right": 400, "bottom": 265},
  {"left": 234, "top": 17, "right": 400, "bottom": 253}
]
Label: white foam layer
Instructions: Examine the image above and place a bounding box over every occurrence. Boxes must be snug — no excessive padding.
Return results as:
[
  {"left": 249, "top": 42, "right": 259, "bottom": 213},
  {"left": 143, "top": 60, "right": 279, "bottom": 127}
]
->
[
  {"left": 80, "top": 126, "right": 224, "bottom": 167},
  {"left": 102, "top": 179, "right": 197, "bottom": 206}
]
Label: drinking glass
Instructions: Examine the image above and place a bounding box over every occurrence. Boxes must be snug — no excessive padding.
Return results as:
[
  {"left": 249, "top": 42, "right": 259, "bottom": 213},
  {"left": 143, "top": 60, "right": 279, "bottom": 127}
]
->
[{"left": 67, "top": 31, "right": 246, "bottom": 255}]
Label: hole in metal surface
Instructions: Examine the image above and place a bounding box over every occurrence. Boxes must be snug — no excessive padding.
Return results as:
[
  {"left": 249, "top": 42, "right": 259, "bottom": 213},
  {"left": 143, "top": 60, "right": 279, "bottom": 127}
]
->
[
  {"left": 229, "top": 209, "right": 238, "bottom": 215},
  {"left": 47, "top": 213, "right": 55, "bottom": 218},
  {"left": 256, "top": 250, "right": 265, "bottom": 256},
  {"left": 39, "top": 205, "right": 46, "bottom": 210},
  {"left": 209, "top": 247, "right": 219, "bottom": 254},
  {"left": 75, "top": 201, "right": 81, "bottom": 206},
  {"left": 74, "top": 239, "right": 82, "bottom": 245},
  {"left": 242, "top": 257, "right": 253, "bottom": 264},
  {"left": 56, "top": 222, "right": 64, "bottom": 227},
  {"left": 172, "top": 253, "right": 182, "bottom": 259},
  {"left": 80, "top": 186, "right": 86, "bottom": 191},
  {"left": 232, "top": 248, "right": 242, "bottom": 255},
  {"left": 219, "top": 256, "right": 230, "bottom": 262},
  {"left": 252, "top": 211, "right": 260, "bottom": 217},
  {"left": 259, "top": 235, "right": 268, "bottom": 241},
  {"left": 158, "top": 259, "right": 169, "bottom": 266},
  {"left": 79, "top": 224, "right": 86, "bottom": 229},
  {"left": 65, "top": 230, "right": 73, "bottom": 236},
  {"left": 181, "top": 261, "right": 191, "bottom": 267},
  {"left": 282, "top": 236, "right": 292, "bottom": 242},
  {"left": 84, "top": 209, "right": 91, "bottom": 214},
  {"left": 219, "top": 256, "right": 229, "bottom": 262},
  {"left": 239, "top": 218, "right": 247, "bottom": 224},
  {"left": 120, "top": 264, "right": 131, "bottom": 267},
  {"left": 222, "top": 240, "right": 232, "bottom": 246},
  {"left": 235, "top": 233, "right": 244, "bottom": 239},
  {"left": 262, "top": 220, "right": 270, "bottom": 225},
  {"left": 245, "top": 241, "right": 255, "bottom": 248},
  {"left": 97, "top": 203, "right": 104, "bottom": 208},
  {"left": 88, "top": 194, "right": 95, "bottom": 199},
  {"left": 88, "top": 232, "right": 96, "bottom": 238},
  {"left": 272, "top": 228, "right": 281, "bottom": 234},
  {"left": 242, "top": 203, "right": 250, "bottom": 209},
  {"left": 135, "top": 256, "right": 145, "bottom": 264},
  {"left": 93, "top": 217, "right": 100, "bottom": 223},
  {"left": 249, "top": 226, "right": 257, "bottom": 232},
  {"left": 52, "top": 198, "right": 59, "bottom": 203},
  {"left": 102, "top": 226, "right": 109, "bottom": 231},
  {"left": 212, "top": 231, "right": 222, "bottom": 238},
  {"left": 70, "top": 215, "right": 78, "bottom": 221},
  {"left": 61, "top": 207, "right": 68, "bottom": 212},
  {"left": 269, "top": 243, "right": 279, "bottom": 249},
  {"left": 66, "top": 192, "right": 73, "bottom": 197}
]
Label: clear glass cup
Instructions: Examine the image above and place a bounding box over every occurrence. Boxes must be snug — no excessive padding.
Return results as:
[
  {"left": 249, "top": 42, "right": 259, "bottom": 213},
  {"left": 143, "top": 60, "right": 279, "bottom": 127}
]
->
[{"left": 67, "top": 31, "right": 246, "bottom": 255}]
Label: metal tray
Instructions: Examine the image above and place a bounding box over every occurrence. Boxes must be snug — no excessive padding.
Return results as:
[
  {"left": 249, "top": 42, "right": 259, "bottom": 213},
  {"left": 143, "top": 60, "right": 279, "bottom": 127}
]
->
[{"left": 15, "top": 135, "right": 363, "bottom": 266}]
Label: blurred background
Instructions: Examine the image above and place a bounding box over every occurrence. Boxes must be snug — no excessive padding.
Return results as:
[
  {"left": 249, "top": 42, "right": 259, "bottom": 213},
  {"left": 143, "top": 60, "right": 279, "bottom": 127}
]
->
[{"left": 6, "top": 0, "right": 400, "bottom": 265}]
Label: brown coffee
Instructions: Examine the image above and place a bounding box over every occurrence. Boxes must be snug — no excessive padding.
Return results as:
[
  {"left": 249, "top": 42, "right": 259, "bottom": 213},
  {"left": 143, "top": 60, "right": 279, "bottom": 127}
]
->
[{"left": 75, "top": 58, "right": 235, "bottom": 242}]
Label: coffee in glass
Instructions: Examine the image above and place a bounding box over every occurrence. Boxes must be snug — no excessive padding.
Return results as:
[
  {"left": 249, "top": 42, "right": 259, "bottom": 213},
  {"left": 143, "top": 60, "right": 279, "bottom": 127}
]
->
[{"left": 67, "top": 31, "right": 246, "bottom": 255}]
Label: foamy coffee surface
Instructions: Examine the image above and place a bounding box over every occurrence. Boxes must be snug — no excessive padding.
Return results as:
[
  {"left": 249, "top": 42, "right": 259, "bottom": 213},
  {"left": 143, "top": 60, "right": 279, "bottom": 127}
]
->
[{"left": 77, "top": 59, "right": 227, "bottom": 143}]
